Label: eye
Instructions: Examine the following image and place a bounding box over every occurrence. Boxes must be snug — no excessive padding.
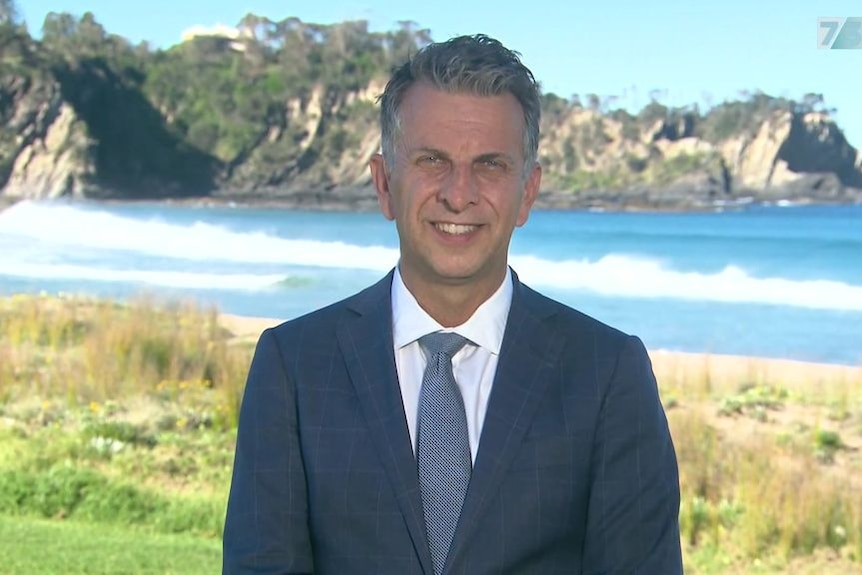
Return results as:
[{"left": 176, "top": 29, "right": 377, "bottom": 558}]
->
[
  {"left": 417, "top": 154, "right": 442, "bottom": 166},
  {"left": 478, "top": 157, "right": 508, "bottom": 171}
]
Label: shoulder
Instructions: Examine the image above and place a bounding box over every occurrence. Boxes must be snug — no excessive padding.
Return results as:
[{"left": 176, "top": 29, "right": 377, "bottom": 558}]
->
[
  {"left": 514, "top": 278, "right": 663, "bottom": 419},
  {"left": 514, "top": 278, "right": 634, "bottom": 351},
  {"left": 265, "top": 272, "right": 393, "bottom": 345}
]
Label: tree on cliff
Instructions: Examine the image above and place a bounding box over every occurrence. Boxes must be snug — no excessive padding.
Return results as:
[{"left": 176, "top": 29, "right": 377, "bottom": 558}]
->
[
  {"left": 0, "top": 0, "right": 20, "bottom": 27},
  {"left": 2, "top": 11, "right": 859, "bottom": 203},
  {"left": 0, "top": 0, "right": 36, "bottom": 72}
]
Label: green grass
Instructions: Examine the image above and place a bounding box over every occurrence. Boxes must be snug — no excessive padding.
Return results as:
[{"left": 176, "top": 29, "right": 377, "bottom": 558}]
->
[
  {"left": 2, "top": 294, "right": 862, "bottom": 573},
  {"left": 0, "top": 465, "right": 225, "bottom": 537},
  {"left": 0, "top": 515, "right": 220, "bottom": 575}
]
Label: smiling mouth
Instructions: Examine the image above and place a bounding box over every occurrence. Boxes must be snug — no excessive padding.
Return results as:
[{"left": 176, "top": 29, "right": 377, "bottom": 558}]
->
[{"left": 434, "top": 223, "right": 478, "bottom": 235}]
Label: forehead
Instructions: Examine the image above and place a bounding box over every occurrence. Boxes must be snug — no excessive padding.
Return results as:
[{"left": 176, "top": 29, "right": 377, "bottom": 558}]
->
[{"left": 396, "top": 82, "right": 525, "bottom": 152}]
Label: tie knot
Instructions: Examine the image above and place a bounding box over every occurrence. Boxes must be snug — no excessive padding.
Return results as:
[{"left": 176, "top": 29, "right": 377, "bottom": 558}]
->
[{"left": 419, "top": 332, "right": 468, "bottom": 359}]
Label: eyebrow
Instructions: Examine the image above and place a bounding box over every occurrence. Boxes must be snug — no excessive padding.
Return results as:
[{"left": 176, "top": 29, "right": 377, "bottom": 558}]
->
[{"left": 474, "top": 152, "right": 515, "bottom": 164}]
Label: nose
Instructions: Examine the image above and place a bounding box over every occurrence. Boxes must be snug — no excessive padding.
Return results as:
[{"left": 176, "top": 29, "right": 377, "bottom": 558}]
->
[{"left": 438, "top": 164, "right": 479, "bottom": 212}]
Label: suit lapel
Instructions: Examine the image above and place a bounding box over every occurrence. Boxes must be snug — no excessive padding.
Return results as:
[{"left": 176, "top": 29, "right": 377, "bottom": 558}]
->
[
  {"left": 445, "top": 275, "right": 565, "bottom": 571},
  {"left": 336, "top": 272, "right": 435, "bottom": 575}
]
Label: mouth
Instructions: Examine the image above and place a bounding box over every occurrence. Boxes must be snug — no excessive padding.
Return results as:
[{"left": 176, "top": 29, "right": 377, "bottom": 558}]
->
[{"left": 434, "top": 222, "right": 479, "bottom": 235}]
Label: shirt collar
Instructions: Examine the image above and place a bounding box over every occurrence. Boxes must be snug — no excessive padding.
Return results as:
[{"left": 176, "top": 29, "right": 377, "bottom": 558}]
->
[{"left": 391, "top": 266, "right": 513, "bottom": 355}]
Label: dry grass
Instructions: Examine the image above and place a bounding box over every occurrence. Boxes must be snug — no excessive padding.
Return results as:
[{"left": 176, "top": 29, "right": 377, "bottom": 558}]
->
[
  {"left": 0, "top": 293, "right": 253, "bottom": 430},
  {"left": 653, "top": 351, "right": 862, "bottom": 571},
  {"left": 2, "top": 294, "right": 861, "bottom": 573}
]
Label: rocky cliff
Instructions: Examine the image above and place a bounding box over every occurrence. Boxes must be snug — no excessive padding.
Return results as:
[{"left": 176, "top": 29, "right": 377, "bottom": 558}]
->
[
  {"left": 536, "top": 103, "right": 862, "bottom": 209},
  {"left": 1, "top": 17, "right": 860, "bottom": 210},
  {"left": 0, "top": 72, "right": 93, "bottom": 199},
  {"left": 0, "top": 30, "right": 95, "bottom": 199},
  {"left": 1, "top": 30, "right": 216, "bottom": 200}
]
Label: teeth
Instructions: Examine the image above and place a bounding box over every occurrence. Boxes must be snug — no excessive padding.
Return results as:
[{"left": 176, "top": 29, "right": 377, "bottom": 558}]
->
[{"left": 436, "top": 223, "right": 477, "bottom": 235}]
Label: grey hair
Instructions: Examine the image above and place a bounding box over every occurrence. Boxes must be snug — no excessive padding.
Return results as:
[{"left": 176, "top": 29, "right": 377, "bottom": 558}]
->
[{"left": 378, "top": 34, "right": 541, "bottom": 176}]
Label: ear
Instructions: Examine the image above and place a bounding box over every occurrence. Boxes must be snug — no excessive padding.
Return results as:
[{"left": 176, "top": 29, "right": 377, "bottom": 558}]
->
[
  {"left": 516, "top": 162, "right": 542, "bottom": 227},
  {"left": 370, "top": 153, "right": 395, "bottom": 221}
]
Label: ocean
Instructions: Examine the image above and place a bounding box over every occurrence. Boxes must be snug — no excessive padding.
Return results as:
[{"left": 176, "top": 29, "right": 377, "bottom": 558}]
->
[{"left": 1, "top": 200, "right": 860, "bottom": 365}]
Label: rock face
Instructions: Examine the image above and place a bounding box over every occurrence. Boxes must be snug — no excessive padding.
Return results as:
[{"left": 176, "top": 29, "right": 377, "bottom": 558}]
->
[
  {"left": 536, "top": 104, "right": 862, "bottom": 209},
  {"left": 222, "top": 80, "right": 383, "bottom": 196},
  {"left": 721, "top": 111, "right": 861, "bottom": 194},
  {"left": 1, "top": 60, "right": 860, "bottom": 209},
  {"left": 1, "top": 56, "right": 218, "bottom": 201},
  {"left": 0, "top": 74, "right": 96, "bottom": 199}
]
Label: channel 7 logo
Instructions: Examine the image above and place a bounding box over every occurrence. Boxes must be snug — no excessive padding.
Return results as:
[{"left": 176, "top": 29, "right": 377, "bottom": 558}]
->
[{"left": 818, "top": 17, "right": 862, "bottom": 49}]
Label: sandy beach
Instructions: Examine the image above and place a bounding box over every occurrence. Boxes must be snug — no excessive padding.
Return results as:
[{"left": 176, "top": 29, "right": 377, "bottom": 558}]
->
[
  {"left": 649, "top": 349, "right": 862, "bottom": 390},
  {"left": 218, "top": 312, "right": 862, "bottom": 388}
]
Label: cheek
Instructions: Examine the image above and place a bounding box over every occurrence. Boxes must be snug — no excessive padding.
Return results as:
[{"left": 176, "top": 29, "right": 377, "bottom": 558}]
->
[
  {"left": 488, "top": 187, "right": 527, "bottom": 219},
  {"left": 390, "top": 194, "right": 422, "bottom": 234},
  {"left": 400, "top": 185, "right": 438, "bottom": 218}
]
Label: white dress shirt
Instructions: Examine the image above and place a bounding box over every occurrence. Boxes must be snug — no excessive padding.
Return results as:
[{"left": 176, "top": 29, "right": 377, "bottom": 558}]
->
[{"left": 391, "top": 267, "right": 513, "bottom": 463}]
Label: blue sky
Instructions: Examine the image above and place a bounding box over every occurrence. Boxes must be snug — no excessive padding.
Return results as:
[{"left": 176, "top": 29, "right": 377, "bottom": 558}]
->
[{"left": 18, "top": 0, "right": 862, "bottom": 147}]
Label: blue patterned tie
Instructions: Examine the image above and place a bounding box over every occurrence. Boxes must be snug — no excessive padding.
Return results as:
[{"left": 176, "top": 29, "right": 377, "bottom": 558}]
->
[{"left": 416, "top": 332, "right": 471, "bottom": 575}]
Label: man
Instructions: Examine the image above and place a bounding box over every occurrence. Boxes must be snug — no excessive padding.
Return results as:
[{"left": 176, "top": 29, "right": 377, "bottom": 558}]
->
[{"left": 223, "top": 34, "right": 682, "bottom": 574}]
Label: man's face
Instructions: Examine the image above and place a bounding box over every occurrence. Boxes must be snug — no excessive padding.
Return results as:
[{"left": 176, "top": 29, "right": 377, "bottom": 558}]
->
[{"left": 370, "top": 82, "right": 541, "bottom": 296}]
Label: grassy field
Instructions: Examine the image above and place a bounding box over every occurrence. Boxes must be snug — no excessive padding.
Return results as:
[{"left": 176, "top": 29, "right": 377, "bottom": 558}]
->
[
  {"left": 0, "top": 515, "right": 220, "bottom": 575},
  {"left": 0, "top": 294, "right": 860, "bottom": 574}
]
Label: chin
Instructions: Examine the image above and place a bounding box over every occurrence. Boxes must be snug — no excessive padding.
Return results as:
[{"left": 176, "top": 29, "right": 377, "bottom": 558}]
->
[{"left": 429, "top": 261, "right": 497, "bottom": 285}]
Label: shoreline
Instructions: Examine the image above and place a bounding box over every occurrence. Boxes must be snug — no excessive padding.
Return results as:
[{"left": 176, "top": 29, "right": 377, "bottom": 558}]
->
[
  {"left": 3, "top": 194, "right": 860, "bottom": 215},
  {"left": 218, "top": 313, "right": 862, "bottom": 384}
]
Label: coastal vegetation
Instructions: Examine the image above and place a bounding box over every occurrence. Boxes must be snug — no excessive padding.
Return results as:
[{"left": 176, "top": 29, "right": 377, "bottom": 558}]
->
[
  {"left": 1, "top": 294, "right": 860, "bottom": 573},
  {"left": 1, "top": 4, "right": 860, "bottom": 208}
]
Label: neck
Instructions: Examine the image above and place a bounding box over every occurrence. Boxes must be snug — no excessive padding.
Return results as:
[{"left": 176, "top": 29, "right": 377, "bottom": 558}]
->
[{"left": 399, "top": 267, "right": 507, "bottom": 327}]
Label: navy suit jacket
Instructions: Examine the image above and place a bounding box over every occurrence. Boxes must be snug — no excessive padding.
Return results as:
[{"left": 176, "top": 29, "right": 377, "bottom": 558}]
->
[{"left": 223, "top": 270, "right": 682, "bottom": 574}]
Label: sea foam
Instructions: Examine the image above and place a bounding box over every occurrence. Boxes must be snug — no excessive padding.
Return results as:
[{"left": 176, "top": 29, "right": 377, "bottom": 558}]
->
[{"left": 2, "top": 201, "right": 861, "bottom": 311}]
